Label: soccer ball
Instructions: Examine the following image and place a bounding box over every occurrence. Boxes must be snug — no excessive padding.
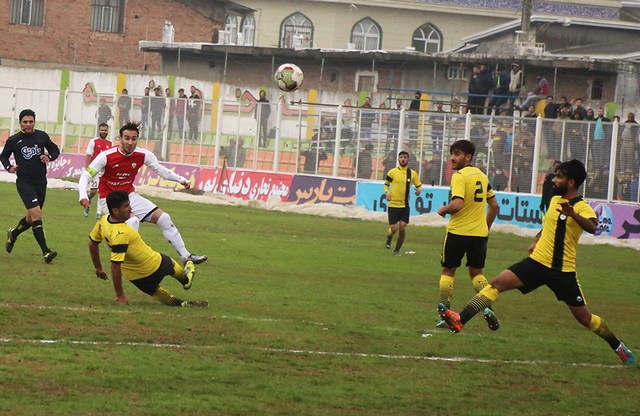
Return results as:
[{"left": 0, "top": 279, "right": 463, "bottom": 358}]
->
[{"left": 274, "top": 63, "right": 304, "bottom": 92}]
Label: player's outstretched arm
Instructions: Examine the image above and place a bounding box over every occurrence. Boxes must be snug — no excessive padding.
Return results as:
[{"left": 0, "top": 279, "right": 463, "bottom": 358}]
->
[
  {"left": 110, "top": 262, "right": 130, "bottom": 305},
  {"left": 88, "top": 240, "right": 107, "bottom": 279}
]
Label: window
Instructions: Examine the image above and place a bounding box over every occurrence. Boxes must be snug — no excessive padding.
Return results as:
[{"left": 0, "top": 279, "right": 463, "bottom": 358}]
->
[
  {"left": 10, "top": 0, "right": 44, "bottom": 26},
  {"left": 355, "top": 70, "right": 378, "bottom": 92},
  {"left": 280, "top": 12, "right": 313, "bottom": 48},
  {"left": 351, "top": 18, "right": 381, "bottom": 51},
  {"left": 91, "top": 0, "right": 124, "bottom": 34},
  {"left": 412, "top": 23, "right": 442, "bottom": 53},
  {"left": 241, "top": 15, "right": 255, "bottom": 46},
  {"left": 224, "top": 15, "right": 238, "bottom": 44},
  {"left": 447, "top": 66, "right": 468, "bottom": 81},
  {"left": 591, "top": 79, "right": 603, "bottom": 100}
]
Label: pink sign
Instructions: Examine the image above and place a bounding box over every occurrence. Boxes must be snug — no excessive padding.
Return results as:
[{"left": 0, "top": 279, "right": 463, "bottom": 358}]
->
[{"left": 195, "top": 168, "right": 293, "bottom": 202}]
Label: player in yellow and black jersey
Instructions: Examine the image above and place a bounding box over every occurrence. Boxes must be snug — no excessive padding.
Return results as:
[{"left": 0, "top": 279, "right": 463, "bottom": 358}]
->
[
  {"left": 435, "top": 140, "right": 499, "bottom": 329},
  {"left": 383, "top": 151, "right": 422, "bottom": 255},
  {"left": 88, "top": 190, "right": 208, "bottom": 308},
  {"left": 438, "top": 160, "right": 636, "bottom": 366}
]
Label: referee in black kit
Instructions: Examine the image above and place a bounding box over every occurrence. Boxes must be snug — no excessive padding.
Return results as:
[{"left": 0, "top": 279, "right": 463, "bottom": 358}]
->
[{"left": 1, "top": 109, "right": 60, "bottom": 263}]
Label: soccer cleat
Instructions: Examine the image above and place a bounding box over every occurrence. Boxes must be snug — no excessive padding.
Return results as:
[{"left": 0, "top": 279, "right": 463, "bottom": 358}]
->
[
  {"left": 437, "top": 303, "right": 463, "bottom": 333},
  {"left": 6, "top": 228, "right": 15, "bottom": 254},
  {"left": 615, "top": 341, "right": 636, "bottom": 366},
  {"left": 96, "top": 213, "right": 102, "bottom": 219},
  {"left": 83, "top": 207, "right": 90, "bottom": 218},
  {"left": 43, "top": 250, "right": 57, "bottom": 263},
  {"left": 393, "top": 250, "right": 400, "bottom": 256},
  {"left": 182, "top": 260, "right": 195, "bottom": 290},
  {"left": 185, "top": 254, "right": 208, "bottom": 265},
  {"left": 436, "top": 319, "right": 449, "bottom": 329},
  {"left": 385, "top": 236, "right": 392, "bottom": 249},
  {"left": 181, "top": 300, "right": 209, "bottom": 308},
  {"left": 483, "top": 308, "right": 500, "bottom": 331}
]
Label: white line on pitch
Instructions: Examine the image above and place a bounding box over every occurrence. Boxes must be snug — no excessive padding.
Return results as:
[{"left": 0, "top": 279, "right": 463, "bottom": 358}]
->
[{"left": 0, "top": 337, "right": 621, "bottom": 369}]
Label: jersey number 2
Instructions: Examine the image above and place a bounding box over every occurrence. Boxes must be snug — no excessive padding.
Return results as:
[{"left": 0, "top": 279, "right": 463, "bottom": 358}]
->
[{"left": 474, "top": 181, "right": 484, "bottom": 202}]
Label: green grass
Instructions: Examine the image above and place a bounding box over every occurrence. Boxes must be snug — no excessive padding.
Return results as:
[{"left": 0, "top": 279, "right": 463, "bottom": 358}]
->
[{"left": 0, "top": 182, "right": 638, "bottom": 415}]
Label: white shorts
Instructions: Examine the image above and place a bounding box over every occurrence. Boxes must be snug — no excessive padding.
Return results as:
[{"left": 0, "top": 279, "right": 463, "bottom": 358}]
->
[{"left": 98, "top": 192, "right": 158, "bottom": 221}]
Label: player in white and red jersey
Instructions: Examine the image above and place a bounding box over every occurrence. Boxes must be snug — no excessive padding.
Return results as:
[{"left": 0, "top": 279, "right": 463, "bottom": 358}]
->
[
  {"left": 78, "top": 122, "right": 207, "bottom": 265},
  {"left": 84, "top": 123, "right": 114, "bottom": 218}
]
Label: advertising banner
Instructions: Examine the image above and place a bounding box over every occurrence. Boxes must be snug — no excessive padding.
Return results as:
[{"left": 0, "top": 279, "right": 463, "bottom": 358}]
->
[
  {"left": 287, "top": 175, "right": 356, "bottom": 205},
  {"left": 194, "top": 168, "right": 292, "bottom": 202}
]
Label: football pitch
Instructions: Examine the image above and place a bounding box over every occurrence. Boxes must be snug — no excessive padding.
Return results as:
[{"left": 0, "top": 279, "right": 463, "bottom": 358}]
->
[{"left": 0, "top": 183, "right": 638, "bottom": 415}]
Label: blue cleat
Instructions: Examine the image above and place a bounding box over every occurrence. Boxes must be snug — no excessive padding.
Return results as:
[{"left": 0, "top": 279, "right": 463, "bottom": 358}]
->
[
  {"left": 615, "top": 341, "right": 636, "bottom": 366},
  {"left": 483, "top": 308, "right": 500, "bottom": 331}
]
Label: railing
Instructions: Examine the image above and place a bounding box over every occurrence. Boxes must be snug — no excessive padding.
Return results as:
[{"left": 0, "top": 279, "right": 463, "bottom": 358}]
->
[{"left": 0, "top": 87, "right": 638, "bottom": 204}]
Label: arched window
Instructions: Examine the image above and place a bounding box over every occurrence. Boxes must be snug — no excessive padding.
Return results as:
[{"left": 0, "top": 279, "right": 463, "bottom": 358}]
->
[
  {"left": 224, "top": 15, "right": 238, "bottom": 44},
  {"left": 241, "top": 15, "right": 255, "bottom": 46},
  {"left": 412, "top": 23, "right": 442, "bottom": 53},
  {"left": 591, "top": 79, "right": 603, "bottom": 100},
  {"left": 280, "top": 12, "right": 313, "bottom": 48},
  {"left": 351, "top": 18, "right": 381, "bottom": 50}
]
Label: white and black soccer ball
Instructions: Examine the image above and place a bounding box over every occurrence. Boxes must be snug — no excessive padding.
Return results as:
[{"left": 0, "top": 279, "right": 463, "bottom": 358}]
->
[{"left": 274, "top": 63, "right": 304, "bottom": 92}]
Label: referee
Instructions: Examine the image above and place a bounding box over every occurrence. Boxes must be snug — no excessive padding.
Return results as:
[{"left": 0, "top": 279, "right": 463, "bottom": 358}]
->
[{"left": 1, "top": 109, "right": 60, "bottom": 263}]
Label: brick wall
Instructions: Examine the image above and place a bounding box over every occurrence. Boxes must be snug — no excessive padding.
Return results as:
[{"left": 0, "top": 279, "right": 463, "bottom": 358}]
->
[{"left": 0, "top": 0, "right": 219, "bottom": 72}]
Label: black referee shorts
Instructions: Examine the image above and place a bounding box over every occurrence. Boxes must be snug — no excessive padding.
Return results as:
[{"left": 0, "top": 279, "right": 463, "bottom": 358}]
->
[{"left": 16, "top": 178, "right": 47, "bottom": 210}]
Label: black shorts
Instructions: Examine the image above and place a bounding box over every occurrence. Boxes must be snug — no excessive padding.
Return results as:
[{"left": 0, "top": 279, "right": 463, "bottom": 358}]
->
[
  {"left": 441, "top": 232, "right": 488, "bottom": 269},
  {"left": 508, "top": 257, "right": 586, "bottom": 307},
  {"left": 16, "top": 178, "right": 47, "bottom": 210},
  {"left": 388, "top": 207, "right": 410, "bottom": 225},
  {"left": 130, "top": 254, "right": 176, "bottom": 295}
]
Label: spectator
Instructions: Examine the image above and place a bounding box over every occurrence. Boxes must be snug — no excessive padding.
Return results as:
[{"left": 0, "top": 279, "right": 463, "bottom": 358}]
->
[
  {"left": 519, "top": 73, "right": 549, "bottom": 111},
  {"left": 572, "top": 98, "right": 588, "bottom": 120},
  {"left": 421, "top": 152, "right": 443, "bottom": 186},
  {"left": 430, "top": 101, "right": 446, "bottom": 153},
  {"left": 567, "top": 112, "right": 587, "bottom": 162},
  {"left": 187, "top": 85, "right": 202, "bottom": 142},
  {"left": 358, "top": 96, "right": 375, "bottom": 140},
  {"left": 508, "top": 63, "right": 523, "bottom": 111},
  {"left": 553, "top": 106, "right": 571, "bottom": 160},
  {"left": 408, "top": 91, "right": 422, "bottom": 140},
  {"left": 301, "top": 143, "right": 327, "bottom": 174},
  {"left": 540, "top": 160, "right": 561, "bottom": 213},
  {"left": 467, "top": 65, "right": 485, "bottom": 115},
  {"left": 174, "top": 88, "right": 187, "bottom": 140},
  {"left": 619, "top": 112, "right": 638, "bottom": 174},
  {"left": 470, "top": 119, "right": 487, "bottom": 155},
  {"left": 382, "top": 151, "right": 397, "bottom": 178},
  {"left": 150, "top": 87, "right": 164, "bottom": 140},
  {"left": 140, "top": 87, "right": 150, "bottom": 138},
  {"left": 585, "top": 108, "right": 595, "bottom": 121},
  {"left": 557, "top": 96, "right": 572, "bottom": 118},
  {"left": 491, "top": 166, "right": 508, "bottom": 192},
  {"left": 487, "top": 67, "right": 510, "bottom": 115},
  {"left": 96, "top": 98, "right": 112, "bottom": 131},
  {"left": 256, "top": 90, "right": 271, "bottom": 148},
  {"left": 522, "top": 104, "right": 537, "bottom": 134},
  {"left": 165, "top": 88, "right": 175, "bottom": 138},
  {"left": 221, "top": 138, "right": 246, "bottom": 168},
  {"left": 543, "top": 95, "right": 559, "bottom": 119},
  {"left": 355, "top": 143, "right": 374, "bottom": 179},
  {"left": 117, "top": 89, "right": 132, "bottom": 128},
  {"left": 591, "top": 107, "right": 611, "bottom": 169}
]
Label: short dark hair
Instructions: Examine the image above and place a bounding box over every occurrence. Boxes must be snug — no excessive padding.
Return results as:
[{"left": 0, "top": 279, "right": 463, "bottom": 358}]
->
[
  {"left": 119, "top": 121, "right": 140, "bottom": 136},
  {"left": 398, "top": 150, "right": 409, "bottom": 157},
  {"left": 19, "top": 109, "right": 36, "bottom": 121},
  {"left": 557, "top": 159, "right": 587, "bottom": 189},
  {"left": 98, "top": 123, "right": 109, "bottom": 129},
  {"left": 106, "top": 190, "right": 129, "bottom": 214},
  {"left": 449, "top": 139, "right": 475, "bottom": 157}
]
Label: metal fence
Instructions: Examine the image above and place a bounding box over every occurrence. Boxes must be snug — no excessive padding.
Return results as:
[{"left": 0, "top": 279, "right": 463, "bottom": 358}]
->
[{"left": 0, "top": 87, "right": 638, "bottom": 203}]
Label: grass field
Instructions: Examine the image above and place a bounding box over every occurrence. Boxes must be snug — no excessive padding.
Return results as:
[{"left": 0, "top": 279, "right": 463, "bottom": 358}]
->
[{"left": 0, "top": 182, "right": 639, "bottom": 416}]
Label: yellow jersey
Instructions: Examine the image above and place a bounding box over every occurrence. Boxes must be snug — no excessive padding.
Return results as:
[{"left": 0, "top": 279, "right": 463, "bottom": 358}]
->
[
  {"left": 89, "top": 216, "right": 162, "bottom": 280},
  {"left": 384, "top": 166, "right": 422, "bottom": 208},
  {"left": 531, "top": 195, "right": 595, "bottom": 272},
  {"left": 447, "top": 166, "right": 495, "bottom": 237}
]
